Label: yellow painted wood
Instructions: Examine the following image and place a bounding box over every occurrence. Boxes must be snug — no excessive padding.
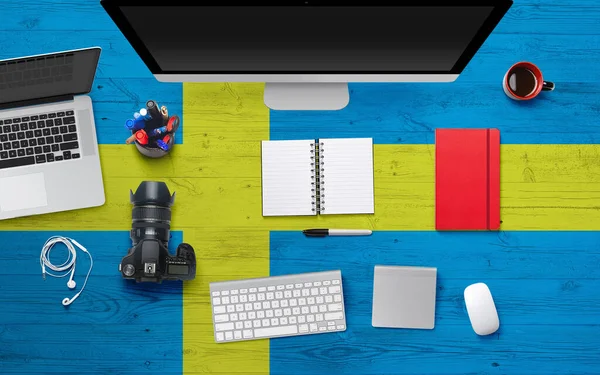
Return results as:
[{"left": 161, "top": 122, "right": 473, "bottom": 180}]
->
[
  {"left": 182, "top": 83, "right": 270, "bottom": 375},
  {"left": 2, "top": 142, "right": 597, "bottom": 232}
]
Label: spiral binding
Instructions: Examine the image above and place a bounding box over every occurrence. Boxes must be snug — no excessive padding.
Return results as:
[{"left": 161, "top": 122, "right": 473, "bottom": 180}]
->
[{"left": 310, "top": 142, "right": 326, "bottom": 213}]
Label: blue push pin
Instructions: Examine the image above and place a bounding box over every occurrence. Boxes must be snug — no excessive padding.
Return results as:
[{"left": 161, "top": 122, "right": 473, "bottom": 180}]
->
[{"left": 156, "top": 139, "right": 170, "bottom": 151}]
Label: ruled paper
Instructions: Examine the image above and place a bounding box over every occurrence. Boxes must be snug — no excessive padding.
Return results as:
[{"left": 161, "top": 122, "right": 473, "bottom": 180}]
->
[
  {"left": 261, "top": 140, "right": 316, "bottom": 216},
  {"left": 318, "top": 138, "right": 374, "bottom": 215}
]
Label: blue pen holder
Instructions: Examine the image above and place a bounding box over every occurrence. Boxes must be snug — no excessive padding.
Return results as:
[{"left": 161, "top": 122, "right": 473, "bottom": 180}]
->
[{"left": 129, "top": 103, "right": 178, "bottom": 158}]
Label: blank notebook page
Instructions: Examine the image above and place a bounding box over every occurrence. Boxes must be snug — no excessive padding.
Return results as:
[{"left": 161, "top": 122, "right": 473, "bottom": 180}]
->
[
  {"left": 320, "top": 138, "right": 374, "bottom": 215},
  {"left": 261, "top": 140, "right": 316, "bottom": 216}
]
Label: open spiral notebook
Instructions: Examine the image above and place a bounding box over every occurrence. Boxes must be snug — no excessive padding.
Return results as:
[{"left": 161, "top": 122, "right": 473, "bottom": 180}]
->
[{"left": 261, "top": 138, "right": 374, "bottom": 216}]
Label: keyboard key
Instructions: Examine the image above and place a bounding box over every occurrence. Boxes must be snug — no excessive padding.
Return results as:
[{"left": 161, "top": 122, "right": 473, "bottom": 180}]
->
[
  {"left": 2, "top": 126, "right": 9, "bottom": 133},
  {"left": 66, "top": 110, "right": 74, "bottom": 116},
  {"left": 40, "top": 114, "right": 47, "bottom": 120},
  {"left": 243, "top": 329, "right": 253, "bottom": 339},
  {"left": 45, "top": 136, "right": 54, "bottom": 144},
  {"left": 215, "top": 332, "right": 224, "bottom": 342},
  {"left": 43, "top": 145, "right": 51, "bottom": 153},
  {"left": 60, "top": 126, "right": 68, "bottom": 133},
  {"left": 324, "top": 312, "right": 343, "bottom": 321},
  {"left": 43, "top": 129, "right": 51, "bottom": 136},
  {"left": 63, "top": 133, "right": 77, "bottom": 142},
  {"left": 25, "top": 148, "right": 33, "bottom": 155},
  {"left": 3, "top": 143, "right": 10, "bottom": 150},
  {"left": 60, "top": 141, "right": 78, "bottom": 151},
  {"left": 51, "top": 144, "right": 59, "bottom": 152},
  {"left": 4, "top": 119, "right": 12, "bottom": 124},
  {"left": 234, "top": 331, "right": 242, "bottom": 339},
  {"left": 0, "top": 151, "right": 7, "bottom": 159},
  {"left": 215, "top": 322, "right": 234, "bottom": 331},
  {"left": 34, "top": 146, "right": 42, "bottom": 154},
  {"left": 48, "top": 113, "right": 56, "bottom": 118},
  {"left": 9, "top": 133, "right": 16, "bottom": 141},
  {"left": 20, "top": 140, "right": 27, "bottom": 148},
  {"left": 20, "top": 123, "right": 27, "bottom": 131},
  {"left": 225, "top": 331, "right": 233, "bottom": 341},
  {"left": 34, "top": 130, "right": 42, "bottom": 137},
  {"left": 30, "top": 115, "right": 38, "bottom": 120},
  {"left": 9, "top": 150, "right": 16, "bottom": 158},
  {"left": 51, "top": 127, "right": 59, "bottom": 135},
  {"left": 12, "top": 141, "right": 19, "bottom": 149},
  {"left": 17, "top": 149, "right": 25, "bottom": 157},
  {"left": 35, "top": 154, "right": 46, "bottom": 164},
  {"left": 46, "top": 119, "right": 55, "bottom": 127},
  {"left": 21, "top": 116, "right": 29, "bottom": 122},
  {"left": 214, "top": 314, "right": 229, "bottom": 323},
  {"left": 37, "top": 121, "right": 44, "bottom": 128},
  {"left": 29, "top": 139, "right": 36, "bottom": 147},
  {"left": 254, "top": 325, "right": 298, "bottom": 338},
  {"left": 54, "top": 118, "right": 63, "bottom": 126},
  {"left": 28, "top": 122, "right": 35, "bottom": 129},
  {"left": 0, "top": 135, "right": 7, "bottom": 142},
  {"left": 55, "top": 156, "right": 63, "bottom": 161},
  {"left": 54, "top": 135, "right": 62, "bottom": 143},
  {"left": 0, "top": 156, "right": 35, "bottom": 169},
  {"left": 213, "top": 306, "right": 226, "bottom": 314},
  {"left": 37, "top": 138, "right": 45, "bottom": 145},
  {"left": 17, "top": 132, "right": 25, "bottom": 140},
  {"left": 57, "top": 111, "right": 65, "bottom": 117},
  {"left": 328, "top": 286, "right": 341, "bottom": 294},
  {"left": 26, "top": 131, "right": 33, "bottom": 138},
  {"left": 12, "top": 118, "right": 20, "bottom": 123},
  {"left": 63, "top": 116, "right": 75, "bottom": 124},
  {"left": 46, "top": 153, "right": 54, "bottom": 162}
]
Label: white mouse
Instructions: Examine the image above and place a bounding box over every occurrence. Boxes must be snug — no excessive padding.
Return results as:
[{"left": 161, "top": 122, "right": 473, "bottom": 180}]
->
[{"left": 464, "top": 282, "right": 499, "bottom": 335}]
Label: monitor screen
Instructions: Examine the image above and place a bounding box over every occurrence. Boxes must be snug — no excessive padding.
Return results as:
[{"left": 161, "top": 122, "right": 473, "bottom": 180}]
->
[
  {"left": 102, "top": 2, "right": 511, "bottom": 74},
  {"left": 0, "top": 48, "right": 100, "bottom": 106}
]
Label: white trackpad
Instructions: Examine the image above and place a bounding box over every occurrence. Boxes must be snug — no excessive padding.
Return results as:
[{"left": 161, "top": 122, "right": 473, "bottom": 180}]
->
[{"left": 0, "top": 173, "right": 48, "bottom": 212}]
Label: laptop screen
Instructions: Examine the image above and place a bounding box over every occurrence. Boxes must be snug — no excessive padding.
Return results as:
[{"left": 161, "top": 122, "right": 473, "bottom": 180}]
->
[{"left": 0, "top": 47, "right": 100, "bottom": 107}]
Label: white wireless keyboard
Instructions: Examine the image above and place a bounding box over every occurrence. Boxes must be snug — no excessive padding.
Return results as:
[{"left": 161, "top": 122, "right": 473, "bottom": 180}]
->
[{"left": 209, "top": 270, "right": 347, "bottom": 343}]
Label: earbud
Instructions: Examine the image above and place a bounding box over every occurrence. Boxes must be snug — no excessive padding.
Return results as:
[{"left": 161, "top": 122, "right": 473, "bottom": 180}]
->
[{"left": 40, "top": 236, "right": 94, "bottom": 307}]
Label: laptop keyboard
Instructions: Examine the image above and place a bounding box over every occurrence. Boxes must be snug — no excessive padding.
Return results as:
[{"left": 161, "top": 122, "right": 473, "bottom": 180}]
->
[{"left": 0, "top": 110, "right": 80, "bottom": 170}]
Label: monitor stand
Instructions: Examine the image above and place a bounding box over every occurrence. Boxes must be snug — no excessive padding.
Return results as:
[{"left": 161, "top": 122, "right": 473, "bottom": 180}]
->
[{"left": 264, "top": 83, "right": 350, "bottom": 110}]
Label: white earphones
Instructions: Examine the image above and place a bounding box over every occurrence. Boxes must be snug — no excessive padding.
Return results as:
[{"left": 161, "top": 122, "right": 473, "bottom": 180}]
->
[{"left": 39, "top": 236, "right": 93, "bottom": 306}]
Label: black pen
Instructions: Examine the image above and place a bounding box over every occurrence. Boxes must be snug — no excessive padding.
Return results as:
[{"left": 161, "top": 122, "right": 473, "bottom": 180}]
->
[{"left": 303, "top": 229, "right": 372, "bottom": 237}]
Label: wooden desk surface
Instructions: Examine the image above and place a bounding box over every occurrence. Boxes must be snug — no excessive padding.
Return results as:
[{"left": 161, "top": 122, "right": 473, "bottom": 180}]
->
[{"left": 1, "top": 1, "right": 599, "bottom": 374}]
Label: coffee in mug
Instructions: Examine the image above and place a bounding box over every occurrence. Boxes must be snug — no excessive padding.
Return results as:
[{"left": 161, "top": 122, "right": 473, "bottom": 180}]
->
[{"left": 503, "top": 62, "right": 554, "bottom": 100}]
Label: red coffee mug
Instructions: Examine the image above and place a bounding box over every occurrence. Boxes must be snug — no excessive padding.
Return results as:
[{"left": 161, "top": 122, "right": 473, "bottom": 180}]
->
[{"left": 503, "top": 62, "right": 555, "bottom": 100}]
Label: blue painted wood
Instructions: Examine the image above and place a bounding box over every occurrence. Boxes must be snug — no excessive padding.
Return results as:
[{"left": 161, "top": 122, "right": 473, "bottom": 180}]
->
[
  {"left": 0, "top": 231, "right": 183, "bottom": 374},
  {"left": 270, "top": 231, "right": 600, "bottom": 375},
  {"left": 271, "top": 6, "right": 600, "bottom": 144}
]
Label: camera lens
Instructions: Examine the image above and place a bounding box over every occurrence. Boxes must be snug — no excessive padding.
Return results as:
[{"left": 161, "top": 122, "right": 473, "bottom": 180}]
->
[{"left": 130, "top": 181, "right": 175, "bottom": 245}]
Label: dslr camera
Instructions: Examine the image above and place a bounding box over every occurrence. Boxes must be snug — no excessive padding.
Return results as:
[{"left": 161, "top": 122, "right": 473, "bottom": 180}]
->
[{"left": 119, "top": 181, "right": 196, "bottom": 282}]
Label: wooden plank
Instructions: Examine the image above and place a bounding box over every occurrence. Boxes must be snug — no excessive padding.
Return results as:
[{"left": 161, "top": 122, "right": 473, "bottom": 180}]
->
[
  {"left": 0, "top": 324, "right": 182, "bottom": 375},
  {"left": 182, "top": 84, "right": 270, "bottom": 375},
  {"left": 3, "top": 0, "right": 600, "bottom": 37},
  {"left": 269, "top": 231, "right": 600, "bottom": 279},
  {"left": 268, "top": 324, "right": 600, "bottom": 375},
  {"left": 271, "top": 83, "right": 600, "bottom": 144},
  {"left": 0, "top": 231, "right": 183, "bottom": 375}
]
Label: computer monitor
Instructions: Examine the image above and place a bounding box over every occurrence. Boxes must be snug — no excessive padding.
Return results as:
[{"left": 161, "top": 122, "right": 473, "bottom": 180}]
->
[{"left": 101, "top": 1, "right": 513, "bottom": 110}]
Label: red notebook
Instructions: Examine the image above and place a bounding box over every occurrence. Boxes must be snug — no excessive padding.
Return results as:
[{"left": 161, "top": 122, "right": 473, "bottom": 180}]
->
[{"left": 435, "top": 129, "right": 500, "bottom": 231}]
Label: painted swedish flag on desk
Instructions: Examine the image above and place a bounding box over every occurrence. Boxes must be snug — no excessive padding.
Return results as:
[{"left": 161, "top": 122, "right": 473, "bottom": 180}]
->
[{"left": 1, "top": 1, "right": 600, "bottom": 374}]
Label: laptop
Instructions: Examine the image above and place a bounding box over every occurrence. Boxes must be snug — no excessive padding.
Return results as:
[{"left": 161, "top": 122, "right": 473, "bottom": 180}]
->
[{"left": 0, "top": 47, "right": 105, "bottom": 220}]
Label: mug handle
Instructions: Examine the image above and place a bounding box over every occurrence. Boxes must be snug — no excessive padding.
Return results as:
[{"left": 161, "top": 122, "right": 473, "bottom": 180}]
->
[{"left": 542, "top": 81, "right": 555, "bottom": 91}]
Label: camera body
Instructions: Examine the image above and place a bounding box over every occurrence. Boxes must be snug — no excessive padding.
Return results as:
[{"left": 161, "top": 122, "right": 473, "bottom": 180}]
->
[
  {"left": 120, "top": 181, "right": 196, "bottom": 283},
  {"left": 120, "top": 240, "right": 196, "bottom": 283}
]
